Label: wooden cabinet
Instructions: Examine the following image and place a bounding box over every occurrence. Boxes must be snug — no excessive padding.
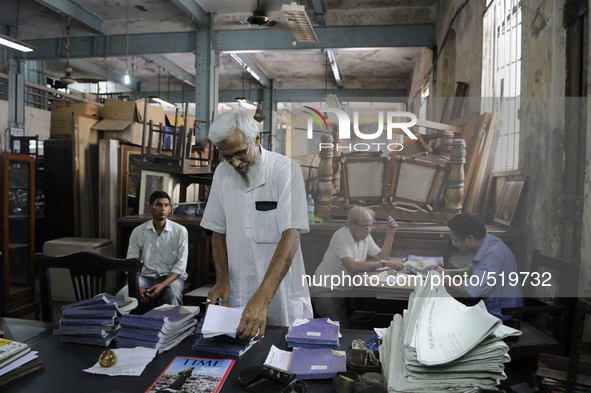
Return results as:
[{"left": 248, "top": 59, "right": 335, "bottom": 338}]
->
[{"left": 0, "top": 153, "right": 38, "bottom": 316}]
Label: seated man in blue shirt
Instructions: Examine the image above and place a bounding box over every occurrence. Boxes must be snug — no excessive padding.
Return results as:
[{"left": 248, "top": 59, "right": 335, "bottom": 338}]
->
[
  {"left": 435, "top": 212, "right": 523, "bottom": 324},
  {"left": 117, "top": 191, "right": 188, "bottom": 306}
]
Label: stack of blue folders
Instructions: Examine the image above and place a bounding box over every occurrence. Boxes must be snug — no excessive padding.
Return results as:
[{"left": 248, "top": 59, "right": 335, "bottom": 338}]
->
[
  {"left": 117, "top": 305, "right": 199, "bottom": 354},
  {"left": 192, "top": 320, "right": 254, "bottom": 357},
  {"left": 285, "top": 318, "right": 340, "bottom": 349},
  {"left": 54, "top": 294, "right": 138, "bottom": 346},
  {"left": 284, "top": 318, "right": 345, "bottom": 380}
]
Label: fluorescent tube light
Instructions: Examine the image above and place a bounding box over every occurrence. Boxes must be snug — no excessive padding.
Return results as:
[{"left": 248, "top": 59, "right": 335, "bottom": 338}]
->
[
  {"left": 0, "top": 34, "right": 37, "bottom": 52},
  {"left": 236, "top": 97, "right": 257, "bottom": 109},
  {"left": 281, "top": 2, "right": 319, "bottom": 43},
  {"left": 124, "top": 70, "right": 130, "bottom": 85},
  {"left": 150, "top": 96, "right": 176, "bottom": 108}
]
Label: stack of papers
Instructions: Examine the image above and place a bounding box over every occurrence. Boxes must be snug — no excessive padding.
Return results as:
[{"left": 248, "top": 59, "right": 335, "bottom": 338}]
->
[
  {"left": 117, "top": 305, "right": 199, "bottom": 354},
  {"left": 54, "top": 294, "right": 138, "bottom": 346},
  {"left": 379, "top": 271, "right": 522, "bottom": 392},
  {"left": 285, "top": 318, "right": 340, "bottom": 349},
  {"left": 403, "top": 255, "right": 444, "bottom": 274},
  {"left": 0, "top": 339, "right": 43, "bottom": 386},
  {"left": 192, "top": 305, "right": 257, "bottom": 357}
]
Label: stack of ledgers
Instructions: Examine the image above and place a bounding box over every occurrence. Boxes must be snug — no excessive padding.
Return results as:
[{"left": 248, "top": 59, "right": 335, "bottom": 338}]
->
[
  {"left": 285, "top": 318, "right": 340, "bottom": 349},
  {"left": 117, "top": 304, "right": 199, "bottom": 354},
  {"left": 379, "top": 271, "right": 522, "bottom": 393},
  {"left": 54, "top": 294, "right": 138, "bottom": 346},
  {"left": 0, "top": 339, "right": 43, "bottom": 386},
  {"left": 284, "top": 318, "right": 345, "bottom": 380},
  {"left": 192, "top": 305, "right": 257, "bottom": 357}
]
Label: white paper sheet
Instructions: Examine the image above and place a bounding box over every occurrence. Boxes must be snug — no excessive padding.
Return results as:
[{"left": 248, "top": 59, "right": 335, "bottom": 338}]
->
[
  {"left": 201, "top": 305, "right": 244, "bottom": 338},
  {"left": 83, "top": 347, "right": 158, "bottom": 376},
  {"left": 263, "top": 345, "right": 292, "bottom": 372},
  {"left": 0, "top": 351, "right": 38, "bottom": 376}
]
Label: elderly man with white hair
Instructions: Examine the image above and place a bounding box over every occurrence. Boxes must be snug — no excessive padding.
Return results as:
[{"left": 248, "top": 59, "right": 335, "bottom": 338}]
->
[
  {"left": 200, "top": 107, "right": 313, "bottom": 340},
  {"left": 311, "top": 206, "right": 402, "bottom": 329}
]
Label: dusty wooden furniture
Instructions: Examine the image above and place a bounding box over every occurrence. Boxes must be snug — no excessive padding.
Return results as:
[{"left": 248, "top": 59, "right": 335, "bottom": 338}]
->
[
  {"left": 0, "top": 153, "right": 38, "bottom": 317},
  {"left": 35, "top": 251, "right": 142, "bottom": 322},
  {"left": 501, "top": 250, "right": 578, "bottom": 359},
  {"left": 566, "top": 298, "right": 591, "bottom": 393},
  {"left": 321, "top": 139, "right": 466, "bottom": 222}
]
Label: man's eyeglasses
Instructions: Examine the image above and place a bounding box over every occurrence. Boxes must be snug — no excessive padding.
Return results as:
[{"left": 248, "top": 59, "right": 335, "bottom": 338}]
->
[
  {"left": 218, "top": 142, "right": 251, "bottom": 163},
  {"left": 451, "top": 238, "right": 463, "bottom": 246},
  {"left": 354, "top": 222, "right": 375, "bottom": 231}
]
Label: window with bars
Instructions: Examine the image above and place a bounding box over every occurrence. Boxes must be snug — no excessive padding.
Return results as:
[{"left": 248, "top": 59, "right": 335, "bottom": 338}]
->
[{"left": 482, "top": 0, "right": 522, "bottom": 172}]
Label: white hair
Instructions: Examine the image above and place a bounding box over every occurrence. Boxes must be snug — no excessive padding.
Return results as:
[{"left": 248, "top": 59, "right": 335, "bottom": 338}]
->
[
  {"left": 347, "top": 205, "right": 375, "bottom": 225},
  {"left": 208, "top": 107, "right": 259, "bottom": 145}
]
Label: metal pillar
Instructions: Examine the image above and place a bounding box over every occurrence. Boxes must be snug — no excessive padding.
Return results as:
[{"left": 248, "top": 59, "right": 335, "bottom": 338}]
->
[
  {"left": 262, "top": 79, "right": 274, "bottom": 150},
  {"left": 194, "top": 14, "right": 218, "bottom": 145},
  {"left": 7, "top": 26, "right": 25, "bottom": 136}
]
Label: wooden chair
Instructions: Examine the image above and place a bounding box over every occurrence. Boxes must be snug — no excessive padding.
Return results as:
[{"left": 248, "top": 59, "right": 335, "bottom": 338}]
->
[
  {"left": 35, "top": 251, "right": 143, "bottom": 322},
  {"left": 501, "top": 249, "right": 578, "bottom": 359}
]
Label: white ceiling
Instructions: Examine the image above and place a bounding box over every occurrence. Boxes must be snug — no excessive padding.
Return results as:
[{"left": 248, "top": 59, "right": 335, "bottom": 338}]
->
[{"left": 0, "top": 0, "right": 439, "bottom": 98}]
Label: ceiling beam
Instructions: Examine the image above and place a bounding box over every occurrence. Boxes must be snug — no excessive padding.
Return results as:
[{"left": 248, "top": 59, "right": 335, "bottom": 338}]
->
[
  {"left": 143, "top": 55, "right": 195, "bottom": 87},
  {"left": 231, "top": 53, "right": 270, "bottom": 88},
  {"left": 24, "top": 25, "right": 434, "bottom": 60},
  {"left": 67, "top": 58, "right": 139, "bottom": 89},
  {"left": 310, "top": 0, "right": 327, "bottom": 26},
  {"left": 34, "top": 0, "right": 103, "bottom": 34},
  {"left": 141, "top": 89, "right": 407, "bottom": 103},
  {"left": 169, "top": 0, "right": 207, "bottom": 25}
]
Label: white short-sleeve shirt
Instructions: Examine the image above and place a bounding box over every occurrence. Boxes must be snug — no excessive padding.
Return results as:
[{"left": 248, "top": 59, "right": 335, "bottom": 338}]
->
[
  {"left": 313, "top": 226, "right": 381, "bottom": 289},
  {"left": 200, "top": 147, "right": 312, "bottom": 326}
]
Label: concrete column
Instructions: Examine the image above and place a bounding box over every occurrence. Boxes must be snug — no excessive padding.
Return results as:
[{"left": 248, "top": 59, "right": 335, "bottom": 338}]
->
[
  {"left": 7, "top": 25, "right": 25, "bottom": 130},
  {"left": 194, "top": 14, "right": 218, "bottom": 145}
]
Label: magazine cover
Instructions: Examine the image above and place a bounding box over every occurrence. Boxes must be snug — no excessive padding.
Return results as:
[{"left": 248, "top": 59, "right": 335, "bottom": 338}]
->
[{"left": 145, "top": 356, "right": 234, "bottom": 393}]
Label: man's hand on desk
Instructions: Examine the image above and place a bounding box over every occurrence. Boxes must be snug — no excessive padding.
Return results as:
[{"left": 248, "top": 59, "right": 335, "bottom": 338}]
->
[
  {"left": 385, "top": 259, "right": 404, "bottom": 270},
  {"left": 237, "top": 293, "right": 268, "bottom": 341}
]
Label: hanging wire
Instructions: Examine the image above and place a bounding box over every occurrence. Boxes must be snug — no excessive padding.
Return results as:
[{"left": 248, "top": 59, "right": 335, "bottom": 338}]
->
[
  {"left": 125, "top": 0, "right": 130, "bottom": 72},
  {"left": 167, "top": 72, "right": 170, "bottom": 101},
  {"left": 157, "top": 67, "right": 161, "bottom": 97}
]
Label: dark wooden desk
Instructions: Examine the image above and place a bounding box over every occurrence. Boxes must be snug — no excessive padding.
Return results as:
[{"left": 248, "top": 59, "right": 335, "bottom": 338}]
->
[
  {"left": 2, "top": 326, "right": 375, "bottom": 393},
  {"left": 117, "top": 214, "right": 211, "bottom": 292},
  {"left": 0, "top": 317, "right": 55, "bottom": 345},
  {"left": 301, "top": 219, "right": 523, "bottom": 276}
]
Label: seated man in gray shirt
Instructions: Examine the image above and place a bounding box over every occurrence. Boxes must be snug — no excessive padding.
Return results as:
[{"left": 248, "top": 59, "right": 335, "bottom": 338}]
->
[{"left": 117, "top": 191, "right": 188, "bottom": 306}]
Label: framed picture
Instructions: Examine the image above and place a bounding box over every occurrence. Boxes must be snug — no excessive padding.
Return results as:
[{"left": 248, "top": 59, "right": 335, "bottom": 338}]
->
[{"left": 493, "top": 178, "right": 526, "bottom": 226}]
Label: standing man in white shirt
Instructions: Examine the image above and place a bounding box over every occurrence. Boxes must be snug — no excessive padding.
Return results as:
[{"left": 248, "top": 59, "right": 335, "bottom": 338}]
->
[
  {"left": 117, "top": 191, "right": 188, "bottom": 306},
  {"left": 201, "top": 107, "right": 313, "bottom": 340}
]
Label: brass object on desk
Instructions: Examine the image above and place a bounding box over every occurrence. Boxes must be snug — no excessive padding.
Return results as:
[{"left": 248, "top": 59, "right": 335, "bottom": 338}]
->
[{"left": 99, "top": 349, "right": 117, "bottom": 368}]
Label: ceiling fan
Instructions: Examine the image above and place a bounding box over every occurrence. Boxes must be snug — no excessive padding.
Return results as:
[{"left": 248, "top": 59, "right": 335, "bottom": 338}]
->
[
  {"left": 239, "top": 0, "right": 284, "bottom": 28},
  {"left": 60, "top": 26, "right": 76, "bottom": 85}
]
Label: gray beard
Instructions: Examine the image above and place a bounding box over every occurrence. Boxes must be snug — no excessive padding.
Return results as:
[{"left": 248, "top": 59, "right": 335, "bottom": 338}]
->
[{"left": 230, "top": 154, "right": 262, "bottom": 188}]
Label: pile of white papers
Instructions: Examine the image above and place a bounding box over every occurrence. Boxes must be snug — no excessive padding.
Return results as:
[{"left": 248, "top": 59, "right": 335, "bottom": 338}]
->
[
  {"left": 192, "top": 305, "right": 257, "bottom": 357},
  {"left": 379, "top": 271, "right": 522, "bottom": 392}
]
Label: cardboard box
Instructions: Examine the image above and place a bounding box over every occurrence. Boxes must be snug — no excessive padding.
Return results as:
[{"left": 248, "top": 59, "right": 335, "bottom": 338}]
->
[
  {"left": 94, "top": 99, "right": 165, "bottom": 147},
  {"left": 50, "top": 101, "right": 100, "bottom": 137}
]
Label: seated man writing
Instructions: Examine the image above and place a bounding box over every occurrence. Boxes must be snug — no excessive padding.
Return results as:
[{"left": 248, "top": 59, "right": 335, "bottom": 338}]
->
[
  {"left": 434, "top": 212, "right": 523, "bottom": 324},
  {"left": 311, "top": 206, "right": 403, "bottom": 329},
  {"left": 117, "top": 191, "right": 188, "bottom": 306}
]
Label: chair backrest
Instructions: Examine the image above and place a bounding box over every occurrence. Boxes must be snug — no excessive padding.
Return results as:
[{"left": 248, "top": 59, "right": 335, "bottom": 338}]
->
[{"left": 34, "top": 251, "right": 142, "bottom": 322}]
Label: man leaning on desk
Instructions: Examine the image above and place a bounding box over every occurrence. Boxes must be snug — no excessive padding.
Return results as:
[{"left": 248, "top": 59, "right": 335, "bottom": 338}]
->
[
  {"left": 117, "top": 190, "right": 189, "bottom": 306},
  {"left": 200, "top": 108, "right": 313, "bottom": 341},
  {"left": 434, "top": 212, "right": 523, "bottom": 325},
  {"left": 311, "top": 206, "right": 403, "bottom": 329}
]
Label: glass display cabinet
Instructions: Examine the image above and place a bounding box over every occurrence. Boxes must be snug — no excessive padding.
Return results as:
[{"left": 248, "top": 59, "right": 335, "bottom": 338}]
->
[{"left": 0, "top": 153, "right": 38, "bottom": 316}]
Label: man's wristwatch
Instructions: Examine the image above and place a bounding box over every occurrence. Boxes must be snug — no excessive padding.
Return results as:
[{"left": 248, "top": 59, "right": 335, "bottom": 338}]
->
[{"left": 380, "top": 260, "right": 386, "bottom": 268}]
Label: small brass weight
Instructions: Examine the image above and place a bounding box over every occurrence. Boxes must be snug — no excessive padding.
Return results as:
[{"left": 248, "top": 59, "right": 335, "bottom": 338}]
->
[{"left": 99, "top": 349, "right": 117, "bottom": 368}]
